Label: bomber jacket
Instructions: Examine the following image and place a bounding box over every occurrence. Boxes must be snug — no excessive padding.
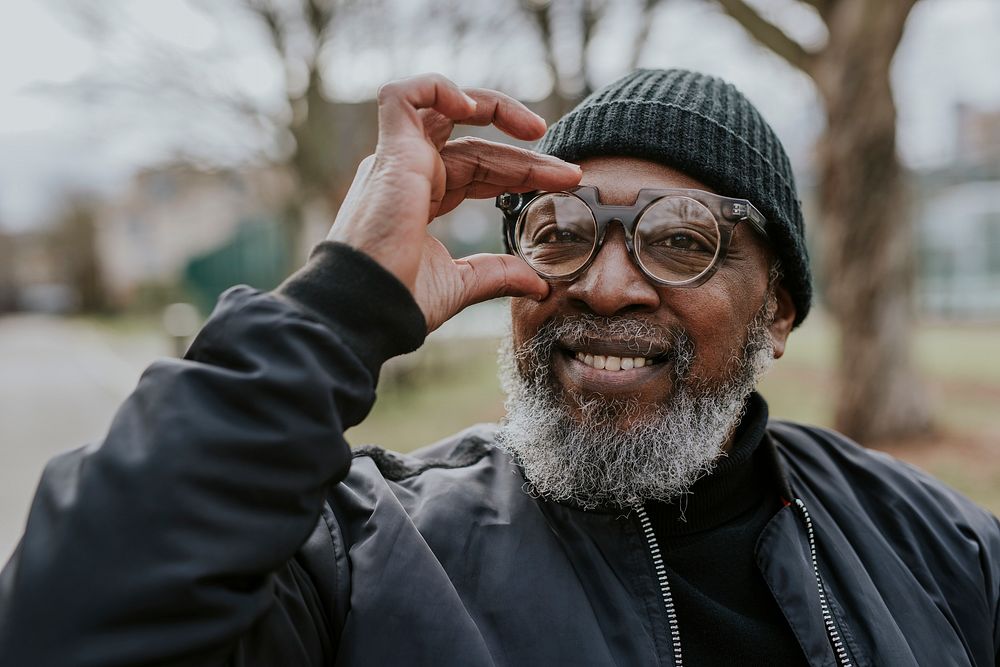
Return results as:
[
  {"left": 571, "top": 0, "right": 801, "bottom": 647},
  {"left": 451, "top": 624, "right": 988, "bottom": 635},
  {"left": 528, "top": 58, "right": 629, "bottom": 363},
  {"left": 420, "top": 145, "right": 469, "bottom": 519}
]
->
[{"left": 1, "top": 242, "right": 998, "bottom": 667}]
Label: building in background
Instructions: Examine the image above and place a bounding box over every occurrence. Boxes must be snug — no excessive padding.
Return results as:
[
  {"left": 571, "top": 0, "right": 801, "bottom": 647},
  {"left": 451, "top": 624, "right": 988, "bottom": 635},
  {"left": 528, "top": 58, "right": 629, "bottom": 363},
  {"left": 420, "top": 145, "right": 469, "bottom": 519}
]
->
[
  {"left": 3, "top": 100, "right": 1000, "bottom": 322},
  {"left": 94, "top": 164, "right": 295, "bottom": 311},
  {"left": 916, "top": 105, "right": 1000, "bottom": 320},
  {"left": 955, "top": 104, "right": 1000, "bottom": 168}
]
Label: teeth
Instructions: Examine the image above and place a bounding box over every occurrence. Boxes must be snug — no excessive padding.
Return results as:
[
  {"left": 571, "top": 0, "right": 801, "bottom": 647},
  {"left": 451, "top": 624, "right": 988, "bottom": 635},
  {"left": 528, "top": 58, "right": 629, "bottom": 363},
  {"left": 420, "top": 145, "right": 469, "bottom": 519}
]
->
[{"left": 572, "top": 351, "right": 655, "bottom": 371}]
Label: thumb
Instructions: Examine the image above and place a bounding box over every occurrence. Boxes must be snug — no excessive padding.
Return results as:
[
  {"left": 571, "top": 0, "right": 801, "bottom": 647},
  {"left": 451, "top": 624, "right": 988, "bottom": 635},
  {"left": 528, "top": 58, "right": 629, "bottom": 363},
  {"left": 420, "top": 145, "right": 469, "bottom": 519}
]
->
[{"left": 456, "top": 253, "right": 549, "bottom": 306}]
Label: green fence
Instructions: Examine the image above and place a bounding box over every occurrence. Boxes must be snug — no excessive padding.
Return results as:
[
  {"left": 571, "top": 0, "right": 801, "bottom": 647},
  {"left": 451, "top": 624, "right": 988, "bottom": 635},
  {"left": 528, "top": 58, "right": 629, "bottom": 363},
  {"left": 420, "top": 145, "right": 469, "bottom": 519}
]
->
[{"left": 183, "top": 217, "right": 292, "bottom": 314}]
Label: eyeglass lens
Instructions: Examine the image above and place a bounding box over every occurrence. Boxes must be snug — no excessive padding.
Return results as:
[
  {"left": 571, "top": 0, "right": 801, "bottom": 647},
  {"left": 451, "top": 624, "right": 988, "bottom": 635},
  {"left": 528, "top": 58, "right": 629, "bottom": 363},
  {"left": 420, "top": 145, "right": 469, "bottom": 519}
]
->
[{"left": 516, "top": 194, "right": 721, "bottom": 283}]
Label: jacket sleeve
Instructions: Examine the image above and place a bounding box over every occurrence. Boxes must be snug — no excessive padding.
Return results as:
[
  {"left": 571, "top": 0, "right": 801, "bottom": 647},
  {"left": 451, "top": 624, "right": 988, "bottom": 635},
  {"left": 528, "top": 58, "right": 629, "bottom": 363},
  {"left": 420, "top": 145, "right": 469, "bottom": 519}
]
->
[{"left": 0, "top": 242, "right": 427, "bottom": 667}]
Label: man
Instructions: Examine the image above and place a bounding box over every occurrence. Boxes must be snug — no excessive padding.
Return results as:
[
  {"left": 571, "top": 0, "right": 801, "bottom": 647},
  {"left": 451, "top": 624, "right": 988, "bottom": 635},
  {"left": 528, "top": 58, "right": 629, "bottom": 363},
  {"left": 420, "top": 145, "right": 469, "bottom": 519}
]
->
[{"left": 0, "top": 69, "right": 997, "bottom": 666}]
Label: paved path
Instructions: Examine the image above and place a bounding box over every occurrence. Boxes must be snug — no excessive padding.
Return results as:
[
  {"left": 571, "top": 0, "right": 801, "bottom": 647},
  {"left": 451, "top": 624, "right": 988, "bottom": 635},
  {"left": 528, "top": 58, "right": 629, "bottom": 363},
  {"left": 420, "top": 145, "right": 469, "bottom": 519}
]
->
[
  {"left": 0, "top": 314, "right": 168, "bottom": 563},
  {"left": 0, "top": 303, "right": 501, "bottom": 565}
]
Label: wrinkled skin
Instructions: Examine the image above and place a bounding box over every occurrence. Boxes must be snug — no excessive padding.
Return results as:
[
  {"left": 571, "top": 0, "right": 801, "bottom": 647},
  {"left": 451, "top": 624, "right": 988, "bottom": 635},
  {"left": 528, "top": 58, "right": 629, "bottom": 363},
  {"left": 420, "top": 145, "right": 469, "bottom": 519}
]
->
[{"left": 509, "top": 156, "right": 797, "bottom": 446}]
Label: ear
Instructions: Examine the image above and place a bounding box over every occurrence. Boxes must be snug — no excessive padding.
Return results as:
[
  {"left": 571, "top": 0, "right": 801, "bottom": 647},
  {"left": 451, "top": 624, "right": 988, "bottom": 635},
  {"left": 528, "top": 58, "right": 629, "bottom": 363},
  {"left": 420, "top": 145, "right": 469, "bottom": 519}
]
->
[{"left": 768, "top": 284, "right": 796, "bottom": 360}]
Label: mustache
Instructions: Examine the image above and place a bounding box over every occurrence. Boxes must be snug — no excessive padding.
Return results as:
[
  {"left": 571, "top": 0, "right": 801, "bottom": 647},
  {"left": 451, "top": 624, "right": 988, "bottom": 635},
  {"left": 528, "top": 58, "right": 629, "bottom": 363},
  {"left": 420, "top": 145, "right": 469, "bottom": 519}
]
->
[{"left": 513, "top": 314, "right": 694, "bottom": 381}]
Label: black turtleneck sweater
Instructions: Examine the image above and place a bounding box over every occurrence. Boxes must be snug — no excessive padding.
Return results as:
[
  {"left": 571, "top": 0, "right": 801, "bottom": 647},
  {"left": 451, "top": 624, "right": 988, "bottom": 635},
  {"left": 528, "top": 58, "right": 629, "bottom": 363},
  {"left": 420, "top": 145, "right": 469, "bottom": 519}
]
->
[{"left": 645, "top": 394, "right": 808, "bottom": 666}]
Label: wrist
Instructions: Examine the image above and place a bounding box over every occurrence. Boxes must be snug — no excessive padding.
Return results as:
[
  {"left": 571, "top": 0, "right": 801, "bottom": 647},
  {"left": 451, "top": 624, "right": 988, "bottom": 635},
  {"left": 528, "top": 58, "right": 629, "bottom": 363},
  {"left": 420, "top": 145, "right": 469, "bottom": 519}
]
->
[{"left": 276, "top": 242, "right": 427, "bottom": 380}]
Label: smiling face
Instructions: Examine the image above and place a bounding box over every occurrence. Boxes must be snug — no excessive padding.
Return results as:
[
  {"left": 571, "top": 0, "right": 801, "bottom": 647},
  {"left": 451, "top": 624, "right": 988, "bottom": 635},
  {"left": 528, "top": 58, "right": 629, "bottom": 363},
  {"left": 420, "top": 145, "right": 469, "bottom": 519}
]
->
[
  {"left": 510, "top": 156, "right": 795, "bottom": 423},
  {"left": 496, "top": 156, "right": 797, "bottom": 508}
]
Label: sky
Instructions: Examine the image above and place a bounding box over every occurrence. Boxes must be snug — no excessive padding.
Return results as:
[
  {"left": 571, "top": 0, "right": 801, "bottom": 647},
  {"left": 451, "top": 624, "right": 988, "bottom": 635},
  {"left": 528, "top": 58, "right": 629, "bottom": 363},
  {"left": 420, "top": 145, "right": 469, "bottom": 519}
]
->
[{"left": 0, "top": 0, "right": 998, "bottom": 231}]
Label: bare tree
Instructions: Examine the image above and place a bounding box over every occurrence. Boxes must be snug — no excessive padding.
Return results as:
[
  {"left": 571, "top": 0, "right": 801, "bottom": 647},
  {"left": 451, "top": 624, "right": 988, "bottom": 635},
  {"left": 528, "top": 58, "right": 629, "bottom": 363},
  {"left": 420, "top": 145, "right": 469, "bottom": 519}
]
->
[
  {"left": 50, "top": 197, "right": 107, "bottom": 313},
  {"left": 714, "top": 0, "right": 929, "bottom": 442},
  {"left": 521, "top": 0, "right": 665, "bottom": 117},
  {"left": 0, "top": 231, "right": 15, "bottom": 313},
  {"left": 239, "top": 0, "right": 375, "bottom": 258},
  {"left": 242, "top": 1, "right": 375, "bottom": 201}
]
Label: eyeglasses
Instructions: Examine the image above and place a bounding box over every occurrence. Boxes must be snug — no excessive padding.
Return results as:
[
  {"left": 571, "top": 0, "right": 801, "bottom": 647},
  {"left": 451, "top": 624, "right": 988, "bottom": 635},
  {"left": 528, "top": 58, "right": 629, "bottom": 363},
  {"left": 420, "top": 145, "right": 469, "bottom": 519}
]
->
[{"left": 496, "top": 186, "right": 770, "bottom": 288}]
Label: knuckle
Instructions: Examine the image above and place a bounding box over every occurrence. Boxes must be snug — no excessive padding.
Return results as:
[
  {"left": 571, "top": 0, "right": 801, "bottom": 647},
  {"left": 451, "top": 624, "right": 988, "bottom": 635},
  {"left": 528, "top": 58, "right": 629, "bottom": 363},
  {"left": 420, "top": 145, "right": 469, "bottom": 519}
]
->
[
  {"left": 471, "top": 154, "right": 488, "bottom": 183},
  {"left": 426, "top": 72, "right": 451, "bottom": 87},
  {"left": 519, "top": 163, "right": 536, "bottom": 187},
  {"left": 497, "top": 259, "right": 511, "bottom": 297},
  {"left": 376, "top": 81, "right": 398, "bottom": 105}
]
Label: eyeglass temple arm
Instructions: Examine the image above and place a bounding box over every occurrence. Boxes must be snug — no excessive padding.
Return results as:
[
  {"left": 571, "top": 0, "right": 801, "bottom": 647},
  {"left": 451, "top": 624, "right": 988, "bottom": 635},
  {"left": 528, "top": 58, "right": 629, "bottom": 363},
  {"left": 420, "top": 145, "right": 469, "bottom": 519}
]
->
[{"left": 729, "top": 200, "right": 770, "bottom": 239}]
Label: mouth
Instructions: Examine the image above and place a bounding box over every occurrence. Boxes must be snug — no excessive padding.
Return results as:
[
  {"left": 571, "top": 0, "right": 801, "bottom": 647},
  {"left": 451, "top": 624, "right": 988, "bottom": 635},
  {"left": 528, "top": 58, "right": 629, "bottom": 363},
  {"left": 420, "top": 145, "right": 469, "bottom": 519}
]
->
[
  {"left": 553, "top": 339, "right": 675, "bottom": 396},
  {"left": 565, "top": 348, "right": 667, "bottom": 371},
  {"left": 558, "top": 336, "right": 671, "bottom": 369}
]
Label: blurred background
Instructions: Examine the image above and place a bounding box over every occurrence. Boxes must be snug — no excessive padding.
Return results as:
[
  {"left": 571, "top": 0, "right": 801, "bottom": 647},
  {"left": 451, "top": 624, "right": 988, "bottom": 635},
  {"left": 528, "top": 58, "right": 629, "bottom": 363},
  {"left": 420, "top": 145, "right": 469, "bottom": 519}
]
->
[{"left": 1, "top": 0, "right": 999, "bottom": 562}]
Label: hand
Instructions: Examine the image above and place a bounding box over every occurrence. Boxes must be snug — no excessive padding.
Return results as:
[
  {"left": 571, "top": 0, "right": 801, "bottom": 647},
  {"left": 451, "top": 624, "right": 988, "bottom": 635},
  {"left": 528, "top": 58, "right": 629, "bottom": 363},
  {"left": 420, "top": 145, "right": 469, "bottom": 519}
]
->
[{"left": 327, "top": 73, "right": 582, "bottom": 332}]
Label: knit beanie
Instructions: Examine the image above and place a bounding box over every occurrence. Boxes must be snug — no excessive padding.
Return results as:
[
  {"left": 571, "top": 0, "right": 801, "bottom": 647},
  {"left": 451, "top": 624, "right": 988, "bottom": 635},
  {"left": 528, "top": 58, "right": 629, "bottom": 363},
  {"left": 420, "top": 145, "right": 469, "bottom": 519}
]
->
[{"left": 536, "top": 68, "right": 812, "bottom": 327}]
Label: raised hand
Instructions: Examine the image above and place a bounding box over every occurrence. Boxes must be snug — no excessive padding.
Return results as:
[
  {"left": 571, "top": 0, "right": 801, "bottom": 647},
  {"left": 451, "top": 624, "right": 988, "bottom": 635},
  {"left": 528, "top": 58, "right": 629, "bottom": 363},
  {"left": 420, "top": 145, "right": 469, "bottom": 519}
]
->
[{"left": 328, "top": 73, "right": 582, "bottom": 332}]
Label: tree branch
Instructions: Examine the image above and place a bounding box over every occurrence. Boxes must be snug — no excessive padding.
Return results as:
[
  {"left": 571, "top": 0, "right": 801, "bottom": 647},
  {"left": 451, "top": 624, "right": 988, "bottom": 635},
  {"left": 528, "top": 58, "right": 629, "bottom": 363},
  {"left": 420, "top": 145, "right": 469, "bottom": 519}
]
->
[
  {"left": 243, "top": 0, "right": 288, "bottom": 60},
  {"left": 714, "top": 0, "right": 818, "bottom": 74},
  {"left": 629, "top": 0, "right": 665, "bottom": 72},
  {"left": 521, "top": 0, "right": 558, "bottom": 89},
  {"left": 798, "top": 0, "right": 833, "bottom": 22}
]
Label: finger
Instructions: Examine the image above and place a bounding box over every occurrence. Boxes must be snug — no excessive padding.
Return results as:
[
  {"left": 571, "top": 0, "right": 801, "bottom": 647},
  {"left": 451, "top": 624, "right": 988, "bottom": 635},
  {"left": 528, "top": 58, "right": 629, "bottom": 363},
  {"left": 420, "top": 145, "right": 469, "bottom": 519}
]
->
[
  {"left": 460, "top": 88, "right": 548, "bottom": 141},
  {"left": 417, "top": 87, "right": 547, "bottom": 149},
  {"left": 456, "top": 253, "right": 550, "bottom": 306},
  {"left": 377, "top": 73, "right": 477, "bottom": 141},
  {"left": 441, "top": 137, "right": 581, "bottom": 191},
  {"left": 418, "top": 107, "right": 456, "bottom": 149}
]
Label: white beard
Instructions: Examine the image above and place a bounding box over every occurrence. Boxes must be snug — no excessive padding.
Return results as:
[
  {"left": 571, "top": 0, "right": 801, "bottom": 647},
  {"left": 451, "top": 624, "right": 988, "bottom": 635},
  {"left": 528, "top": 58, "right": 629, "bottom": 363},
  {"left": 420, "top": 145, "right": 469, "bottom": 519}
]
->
[{"left": 495, "top": 302, "right": 776, "bottom": 510}]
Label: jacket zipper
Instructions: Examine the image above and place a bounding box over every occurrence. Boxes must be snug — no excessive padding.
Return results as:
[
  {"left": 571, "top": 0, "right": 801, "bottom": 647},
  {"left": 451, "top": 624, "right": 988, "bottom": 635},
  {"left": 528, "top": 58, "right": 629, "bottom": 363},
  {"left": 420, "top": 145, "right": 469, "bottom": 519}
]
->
[
  {"left": 636, "top": 500, "right": 853, "bottom": 667},
  {"left": 794, "top": 499, "right": 853, "bottom": 667},
  {"left": 634, "top": 505, "right": 684, "bottom": 666}
]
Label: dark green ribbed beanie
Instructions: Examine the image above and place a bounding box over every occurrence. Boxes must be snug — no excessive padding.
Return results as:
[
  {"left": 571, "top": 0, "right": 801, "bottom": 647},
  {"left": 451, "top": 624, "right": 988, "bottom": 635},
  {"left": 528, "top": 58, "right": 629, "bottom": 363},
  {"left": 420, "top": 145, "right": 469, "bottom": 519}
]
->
[{"left": 536, "top": 68, "right": 811, "bottom": 327}]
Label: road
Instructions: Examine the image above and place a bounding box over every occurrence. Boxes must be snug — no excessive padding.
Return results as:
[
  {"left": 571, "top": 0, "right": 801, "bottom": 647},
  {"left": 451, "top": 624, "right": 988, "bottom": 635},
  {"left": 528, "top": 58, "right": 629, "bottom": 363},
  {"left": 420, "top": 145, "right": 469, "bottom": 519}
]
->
[
  {"left": 0, "top": 314, "right": 168, "bottom": 563},
  {"left": 0, "top": 302, "right": 503, "bottom": 565}
]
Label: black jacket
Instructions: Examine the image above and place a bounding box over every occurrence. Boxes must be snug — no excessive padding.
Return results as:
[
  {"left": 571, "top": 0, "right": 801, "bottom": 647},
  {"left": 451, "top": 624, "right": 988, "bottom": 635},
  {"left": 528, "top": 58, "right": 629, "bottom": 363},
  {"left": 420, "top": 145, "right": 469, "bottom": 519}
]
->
[{"left": 1, "top": 243, "right": 998, "bottom": 667}]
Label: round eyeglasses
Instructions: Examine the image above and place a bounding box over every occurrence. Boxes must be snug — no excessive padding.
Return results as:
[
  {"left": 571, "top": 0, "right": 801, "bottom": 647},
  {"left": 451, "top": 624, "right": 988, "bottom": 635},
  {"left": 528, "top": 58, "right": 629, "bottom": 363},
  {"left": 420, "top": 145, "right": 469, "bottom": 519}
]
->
[{"left": 496, "top": 186, "right": 770, "bottom": 288}]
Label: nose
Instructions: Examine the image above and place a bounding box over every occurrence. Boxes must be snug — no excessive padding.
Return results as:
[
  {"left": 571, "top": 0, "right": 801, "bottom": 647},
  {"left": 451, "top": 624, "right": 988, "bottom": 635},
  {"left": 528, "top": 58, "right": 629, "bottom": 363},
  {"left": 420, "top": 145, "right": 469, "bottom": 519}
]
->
[{"left": 564, "top": 225, "right": 661, "bottom": 316}]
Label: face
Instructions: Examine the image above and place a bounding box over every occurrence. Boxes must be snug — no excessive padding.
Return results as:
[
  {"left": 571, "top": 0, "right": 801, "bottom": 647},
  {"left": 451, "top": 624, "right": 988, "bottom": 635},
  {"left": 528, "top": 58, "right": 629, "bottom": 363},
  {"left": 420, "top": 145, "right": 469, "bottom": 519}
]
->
[
  {"left": 509, "top": 156, "right": 795, "bottom": 433},
  {"left": 496, "top": 156, "right": 796, "bottom": 508}
]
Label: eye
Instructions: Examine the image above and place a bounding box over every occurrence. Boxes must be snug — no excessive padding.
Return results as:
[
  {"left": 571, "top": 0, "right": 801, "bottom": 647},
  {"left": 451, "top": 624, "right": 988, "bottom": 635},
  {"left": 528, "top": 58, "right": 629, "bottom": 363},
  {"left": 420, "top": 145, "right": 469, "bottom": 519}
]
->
[
  {"left": 652, "top": 231, "right": 713, "bottom": 253},
  {"left": 529, "top": 219, "right": 592, "bottom": 245},
  {"left": 538, "top": 228, "right": 587, "bottom": 243}
]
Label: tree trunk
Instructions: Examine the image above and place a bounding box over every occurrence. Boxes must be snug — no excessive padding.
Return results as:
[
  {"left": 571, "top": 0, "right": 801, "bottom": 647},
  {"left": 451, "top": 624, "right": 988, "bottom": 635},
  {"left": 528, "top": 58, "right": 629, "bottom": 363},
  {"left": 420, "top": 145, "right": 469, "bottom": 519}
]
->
[
  {"left": 0, "top": 232, "right": 15, "bottom": 313},
  {"left": 813, "top": 0, "right": 930, "bottom": 442}
]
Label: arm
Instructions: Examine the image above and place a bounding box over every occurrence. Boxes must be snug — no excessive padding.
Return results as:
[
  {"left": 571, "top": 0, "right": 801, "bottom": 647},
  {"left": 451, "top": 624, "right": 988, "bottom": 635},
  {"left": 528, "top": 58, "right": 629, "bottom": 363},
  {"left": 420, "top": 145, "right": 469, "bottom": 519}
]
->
[
  {"left": 0, "top": 243, "right": 423, "bottom": 667},
  {"left": 0, "top": 75, "right": 580, "bottom": 667}
]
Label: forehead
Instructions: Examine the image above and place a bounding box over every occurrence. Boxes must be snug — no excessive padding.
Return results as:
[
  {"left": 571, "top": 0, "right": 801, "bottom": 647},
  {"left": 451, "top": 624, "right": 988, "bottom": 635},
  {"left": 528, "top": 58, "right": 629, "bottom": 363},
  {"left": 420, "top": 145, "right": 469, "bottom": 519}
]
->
[{"left": 576, "top": 156, "right": 715, "bottom": 205}]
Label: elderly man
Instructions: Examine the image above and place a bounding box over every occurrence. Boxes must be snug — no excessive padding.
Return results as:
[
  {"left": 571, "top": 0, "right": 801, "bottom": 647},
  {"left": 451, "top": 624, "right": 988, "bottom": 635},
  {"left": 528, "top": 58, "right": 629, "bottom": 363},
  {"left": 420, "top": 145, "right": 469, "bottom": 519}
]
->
[{"left": 1, "top": 70, "right": 997, "bottom": 666}]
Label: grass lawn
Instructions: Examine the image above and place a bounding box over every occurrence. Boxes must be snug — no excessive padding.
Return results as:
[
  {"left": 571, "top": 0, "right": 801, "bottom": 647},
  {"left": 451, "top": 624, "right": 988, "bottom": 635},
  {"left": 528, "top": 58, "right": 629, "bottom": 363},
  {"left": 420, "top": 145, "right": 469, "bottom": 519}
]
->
[{"left": 347, "top": 313, "right": 1000, "bottom": 514}]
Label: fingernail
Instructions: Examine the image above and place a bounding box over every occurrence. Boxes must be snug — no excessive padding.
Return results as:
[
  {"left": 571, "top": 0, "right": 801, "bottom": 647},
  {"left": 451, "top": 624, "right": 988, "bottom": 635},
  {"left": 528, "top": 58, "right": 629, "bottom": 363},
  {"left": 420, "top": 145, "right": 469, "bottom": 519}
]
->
[
  {"left": 555, "top": 159, "right": 582, "bottom": 173},
  {"left": 543, "top": 154, "right": 574, "bottom": 166},
  {"left": 462, "top": 93, "right": 477, "bottom": 109}
]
